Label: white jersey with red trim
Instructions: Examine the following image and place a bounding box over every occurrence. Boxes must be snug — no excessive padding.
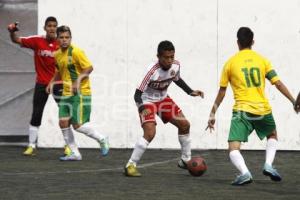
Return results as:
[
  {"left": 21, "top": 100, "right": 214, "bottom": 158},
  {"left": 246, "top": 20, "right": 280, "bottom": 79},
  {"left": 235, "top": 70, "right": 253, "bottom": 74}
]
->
[{"left": 137, "top": 61, "right": 180, "bottom": 103}]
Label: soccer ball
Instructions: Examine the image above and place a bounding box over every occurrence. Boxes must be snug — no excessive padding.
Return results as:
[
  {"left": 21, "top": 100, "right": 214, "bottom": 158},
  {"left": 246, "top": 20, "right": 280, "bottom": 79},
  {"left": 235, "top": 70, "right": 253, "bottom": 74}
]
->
[{"left": 187, "top": 156, "right": 207, "bottom": 176}]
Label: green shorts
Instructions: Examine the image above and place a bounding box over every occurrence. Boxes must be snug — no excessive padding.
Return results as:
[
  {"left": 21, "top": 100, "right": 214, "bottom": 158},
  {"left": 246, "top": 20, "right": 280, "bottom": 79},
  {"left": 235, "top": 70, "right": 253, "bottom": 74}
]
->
[
  {"left": 228, "top": 111, "right": 276, "bottom": 142},
  {"left": 59, "top": 95, "right": 91, "bottom": 125}
]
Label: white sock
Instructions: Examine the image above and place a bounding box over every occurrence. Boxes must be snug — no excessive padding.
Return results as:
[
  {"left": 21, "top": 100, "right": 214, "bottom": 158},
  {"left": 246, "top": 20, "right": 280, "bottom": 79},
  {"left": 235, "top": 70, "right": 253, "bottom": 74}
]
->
[
  {"left": 61, "top": 127, "right": 80, "bottom": 156},
  {"left": 266, "top": 138, "right": 277, "bottom": 166},
  {"left": 178, "top": 134, "right": 191, "bottom": 162},
  {"left": 229, "top": 150, "right": 249, "bottom": 175},
  {"left": 28, "top": 125, "right": 39, "bottom": 148},
  {"left": 76, "top": 123, "right": 105, "bottom": 142},
  {"left": 127, "top": 137, "right": 149, "bottom": 167}
]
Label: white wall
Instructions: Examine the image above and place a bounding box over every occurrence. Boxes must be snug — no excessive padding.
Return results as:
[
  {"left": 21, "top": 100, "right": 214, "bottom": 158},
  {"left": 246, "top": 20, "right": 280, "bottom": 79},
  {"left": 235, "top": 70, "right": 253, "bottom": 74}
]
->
[{"left": 38, "top": 0, "right": 300, "bottom": 150}]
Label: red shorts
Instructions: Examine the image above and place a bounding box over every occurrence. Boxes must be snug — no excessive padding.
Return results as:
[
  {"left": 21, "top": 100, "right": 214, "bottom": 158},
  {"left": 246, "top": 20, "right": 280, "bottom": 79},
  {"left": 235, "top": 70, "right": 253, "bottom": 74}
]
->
[{"left": 139, "top": 96, "right": 182, "bottom": 125}]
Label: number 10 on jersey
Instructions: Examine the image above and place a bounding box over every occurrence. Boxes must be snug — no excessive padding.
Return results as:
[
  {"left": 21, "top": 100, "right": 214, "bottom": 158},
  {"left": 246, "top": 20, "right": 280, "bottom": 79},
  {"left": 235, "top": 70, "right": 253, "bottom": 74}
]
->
[{"left": 241, "top": 67, "right": 261, "bottom": 87}]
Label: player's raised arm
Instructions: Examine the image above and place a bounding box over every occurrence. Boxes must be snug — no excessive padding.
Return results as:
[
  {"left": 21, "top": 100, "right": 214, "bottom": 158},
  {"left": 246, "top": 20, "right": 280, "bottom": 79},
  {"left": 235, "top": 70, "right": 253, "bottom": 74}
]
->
[
  {"left": 206, "top": 87, "right": 227, "bottom": 132},
  {"left": 174, "top": 78, "right": 204, "bottom": 98},
  {"left": 7, "top": 22, "right": 22, "bottom": 45}
]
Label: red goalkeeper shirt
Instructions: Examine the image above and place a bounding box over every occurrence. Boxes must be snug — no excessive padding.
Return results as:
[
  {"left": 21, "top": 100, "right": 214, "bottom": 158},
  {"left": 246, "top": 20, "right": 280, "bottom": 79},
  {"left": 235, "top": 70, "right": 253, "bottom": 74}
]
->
[{"left": 20, "top": 35, "right": 59, "bottom": 85}]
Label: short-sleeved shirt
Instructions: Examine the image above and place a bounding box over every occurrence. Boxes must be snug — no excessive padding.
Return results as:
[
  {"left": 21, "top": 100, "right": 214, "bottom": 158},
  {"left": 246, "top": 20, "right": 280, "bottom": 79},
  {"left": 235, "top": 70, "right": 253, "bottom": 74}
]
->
[
  {"left": 137, "top": 60, "right": 181, "bottom": 103},
  {"left": 20, "top": 35, "right": 59, "bottom": 85},
  {"left": 54, "top": 44, "right": 92, "bottom": 96},
  {"left": 220, "top": 49, "right": 279, "bottom": 115}
]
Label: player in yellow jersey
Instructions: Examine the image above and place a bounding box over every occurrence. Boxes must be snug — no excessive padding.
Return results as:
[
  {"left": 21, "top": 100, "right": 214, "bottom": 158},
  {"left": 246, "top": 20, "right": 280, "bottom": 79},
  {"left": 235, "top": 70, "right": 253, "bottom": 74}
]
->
[
  {"left": 46, "top": 26, "right": 109, "bottom": 161},
  {"left": 206, "top": 27, "right": 295, "bottom": 185}
]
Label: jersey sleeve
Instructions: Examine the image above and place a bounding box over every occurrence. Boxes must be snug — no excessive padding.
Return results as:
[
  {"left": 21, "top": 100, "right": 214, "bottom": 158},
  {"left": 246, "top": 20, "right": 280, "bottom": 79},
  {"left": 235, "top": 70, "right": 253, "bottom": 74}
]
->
[
  {"left": 20, "top": 36, "right": 37, "bottom": 49},
  {"left": 265, "top": 59, "right": 280, "bottom": 84},
  {"left": 74, "top": 49, "right": 92, "bottom": 69},
  {"left": 219, "top": 61, "right": 230, "bottom": 87},
  {"left": 137, "top": 64, "right": 156, "bottom": 92},
  {"left": 173, "top": 65, "right": 181, "bottom": 82}
]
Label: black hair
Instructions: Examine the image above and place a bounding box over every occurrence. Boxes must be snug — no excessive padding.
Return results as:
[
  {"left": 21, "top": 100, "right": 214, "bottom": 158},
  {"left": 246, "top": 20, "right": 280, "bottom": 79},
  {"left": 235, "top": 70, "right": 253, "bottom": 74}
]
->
[
  {"left": 237, "top": 27, "right": 254, "bottom": 49},
  {"left": 56, "top": 25, "right": 72, "bottom": 37},
  {"left": 157, "top": 40, "right": 175, "bottom": 55},
  {"left": 44, "top": 16, "right": 58, "bottom": 26}
]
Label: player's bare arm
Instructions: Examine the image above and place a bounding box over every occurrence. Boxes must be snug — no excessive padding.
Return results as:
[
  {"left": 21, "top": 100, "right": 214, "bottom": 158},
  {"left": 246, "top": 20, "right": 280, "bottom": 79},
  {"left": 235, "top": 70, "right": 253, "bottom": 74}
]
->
[
  {"left": 46, "top": 71, "right": 61, "bottom": 94},
  {"left": 273, "top": 80, "right": 295, "bottom": 106},
  {"left": 206, "top": 87, "right": 227, "bottom": 132},
  {"left": 190, "top": 90, "right": 204, "bottom": 98},
  {"left": 7, "top": 22, "right": 21, "bottom": 45},
  {"left": 294, "top": 92, "right": 300, "bottom": 113},
  {"left": 174, "top": 78, "right": 204, "bottom": 98},
  {"left": 72, "top": 66, "right": 93, "bottom": 94}
]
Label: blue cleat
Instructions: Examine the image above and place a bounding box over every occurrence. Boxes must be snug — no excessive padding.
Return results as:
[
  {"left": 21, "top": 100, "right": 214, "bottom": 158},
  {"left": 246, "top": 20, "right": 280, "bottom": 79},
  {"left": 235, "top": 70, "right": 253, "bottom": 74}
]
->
[
  {"left": 263, "top": 163, "right": 282, "bottom": 181},
  {"left": 231, "top": 172, "right": 253, "bottom": 186},
  {"left": 59, "top": 152, "right": 82, "bottom": 161},
  {"left": 99, "top": 137, "right": 109, "bottom": 156}
]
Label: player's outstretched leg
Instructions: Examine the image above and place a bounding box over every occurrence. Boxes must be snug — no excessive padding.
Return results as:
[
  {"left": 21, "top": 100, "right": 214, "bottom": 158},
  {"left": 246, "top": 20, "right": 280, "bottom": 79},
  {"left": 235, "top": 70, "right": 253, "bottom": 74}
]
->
[{"left": 75, "top": 123, "right": 110, "bottom": 156}]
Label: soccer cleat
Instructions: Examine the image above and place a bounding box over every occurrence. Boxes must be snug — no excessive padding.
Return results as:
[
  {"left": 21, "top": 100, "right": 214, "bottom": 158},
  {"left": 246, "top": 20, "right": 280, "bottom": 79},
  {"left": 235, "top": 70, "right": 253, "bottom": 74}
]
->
[
  {"left": 23, "top": 146, "right": 36, "bottom": 156},
  {"left": 64, "top": 145, "right": 72, "bottom": 156},
  {"left": 231, "top": 172, "right": 253, "bottom": 186},
  {"left": 99, "top": 137, "right": 109, "bottom": 156},
  {"left": 124, "top": 163, "right": 141, "bottom": 177},
  {"left": 177, "top": 159, "right": 188, "bottom": 169},
  {"left": 263, "top": 163, "right": 282, "bottom": 181},
  {"left": 59, "top": 152, "right": 82, "bottom": 161}
]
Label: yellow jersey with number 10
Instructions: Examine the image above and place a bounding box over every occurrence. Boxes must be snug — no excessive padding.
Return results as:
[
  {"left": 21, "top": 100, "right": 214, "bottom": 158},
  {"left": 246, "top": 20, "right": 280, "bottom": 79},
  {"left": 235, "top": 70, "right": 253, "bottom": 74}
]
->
[{"left": 220, "top": 49, "right": 279, "bottom": 115}]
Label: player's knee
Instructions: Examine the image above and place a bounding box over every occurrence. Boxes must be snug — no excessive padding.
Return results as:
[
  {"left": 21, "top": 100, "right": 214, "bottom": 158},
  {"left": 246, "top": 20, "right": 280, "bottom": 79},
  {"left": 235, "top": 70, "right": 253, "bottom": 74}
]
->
[
  {"left": 178, "top": 120, "right": 190, "bottom": 134},
  {"left": 72, "top": 124, "right": 81, "bottom": 130},
  {"left": 267, "top": 131, "right": 277, "bottom": 140},
  {"left": 144, "top": 134, "right": 155, "bottom": 142},
  {"left": 142, "top": 122, "right": 156, "bottom": 142},
  {"left": 59, "top": 120, "right": 70, "bottom": 129},
  {"left": 228, "top": 141, "right": 241, "bottom": 151},
  {"left": 143, "top": 131, "right": 156, "bottom": 142}
]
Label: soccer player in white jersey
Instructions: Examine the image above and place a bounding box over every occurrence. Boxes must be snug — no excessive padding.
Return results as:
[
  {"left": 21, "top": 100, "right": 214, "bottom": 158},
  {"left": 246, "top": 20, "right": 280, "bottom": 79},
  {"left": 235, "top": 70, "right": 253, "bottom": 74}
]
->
[{"left": 124, "top": 40, "right": 204, "bottom": 177}]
